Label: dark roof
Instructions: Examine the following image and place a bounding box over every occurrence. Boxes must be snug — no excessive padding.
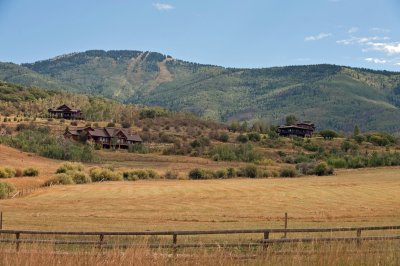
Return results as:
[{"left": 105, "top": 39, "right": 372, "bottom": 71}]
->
[
  {"left": 49, "top": 104, "right": 81, "bottom": 112},
  {"left": 66, "top": 127, "right": 142, "bottom": 141}
]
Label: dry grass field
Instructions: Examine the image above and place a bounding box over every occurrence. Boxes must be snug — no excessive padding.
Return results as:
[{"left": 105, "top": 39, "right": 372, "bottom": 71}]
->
[{"left": 1, "top": 167, "right": 400, "bottom": 232}]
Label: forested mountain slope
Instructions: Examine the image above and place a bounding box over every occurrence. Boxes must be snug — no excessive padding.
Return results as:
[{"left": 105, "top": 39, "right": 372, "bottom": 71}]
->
[{"left": 1, "top": 50, "right": 400, "bottom": 132}]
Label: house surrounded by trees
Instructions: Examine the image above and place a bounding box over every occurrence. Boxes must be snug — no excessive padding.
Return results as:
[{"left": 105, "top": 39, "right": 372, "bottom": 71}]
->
[
  {"left": 64, "top": 126, "right": 143, "bottom": 149},
  {"left": 278, "top": 121, "right": 315, "bottom": 138},
  {"left": 48, "top": 104, "right": 84, "bottom": 120}
]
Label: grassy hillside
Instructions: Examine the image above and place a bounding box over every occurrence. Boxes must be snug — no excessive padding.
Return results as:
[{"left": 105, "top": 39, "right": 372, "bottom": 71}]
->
[{"left": 1, "top": 50, "right": 400, "bottom": 132}]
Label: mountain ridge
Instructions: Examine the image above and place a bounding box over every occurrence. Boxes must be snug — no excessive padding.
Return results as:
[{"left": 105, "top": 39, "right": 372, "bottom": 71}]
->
[{"left": 1, "top": 49, "right": 400, "bottom": 132}]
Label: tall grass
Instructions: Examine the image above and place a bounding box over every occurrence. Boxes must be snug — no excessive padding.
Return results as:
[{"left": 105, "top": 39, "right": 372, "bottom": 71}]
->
[{"left": 0, "top": 241, "right": 398, "bottom": 266}]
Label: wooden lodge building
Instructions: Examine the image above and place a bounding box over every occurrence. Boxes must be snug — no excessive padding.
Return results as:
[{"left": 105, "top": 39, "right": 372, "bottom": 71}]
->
[
  {"left": 64, "top": 126, "right": 143, "bottom": 149},
  {"left": 277, "top": 122, "right": 315, "bottom": 138},
  {"left": 48, "top": 104, "right": 84, "bottom": 120}
]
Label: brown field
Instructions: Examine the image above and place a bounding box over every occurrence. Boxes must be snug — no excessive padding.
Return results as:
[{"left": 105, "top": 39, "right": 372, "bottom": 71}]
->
[
  {"left": 1, "top": 137, "right": 400, "bottom": 264},
  {"left": 1, "top": 165, "right": 400, "bottom": 231}
]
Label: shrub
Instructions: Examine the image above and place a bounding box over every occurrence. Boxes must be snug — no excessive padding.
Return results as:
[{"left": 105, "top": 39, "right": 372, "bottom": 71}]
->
[
  {"left": 238, "top": 165, "right": 259, "bottom": 178},
  {"left": 70, "top": 171, "right": 91, "bottom": 184},
  {"left": 121, "top": 121, "right": 131, "bottom": 128},
  {"left": 70, "top": 121, "right": 78, "bottom": 126},
  {"left": 128, "top": 144, "right": 148, "bottom": 154},
  {"left": 189, "top": 168, "right": 207, "bottom": 180},
  {"left": 314, "top": 162, "right": 334, "bottom": 176},
  {"left": 107, "top": 122, "right": 115, "bottom": 127},
  {"left": 366, "top": 132, "right": 396, "bottom": 146},
  {"left": 226, "top": 167, "right": 237, "bottom": 178},
  {"left": 46, "top": 173, "right": 75, "bottom": 185},
  {"left": 23, "top": 167, "right": 39, "bottom": 177},
  {"left": 236, "top": 134, "right": 249, "bottom": 143},
  {"left": 164, "top": 170, "right": 179, "bottom": 179},
  {"left": 123, "top": 170, "right": 157, "bottom": 180},
  {"left": 215, "top": 169, "right": 227, "bottom": 179},
  {"left": 247, "top": 132, "right": 261, "bottom": 142},
  {"left": 15, "top": 168, "right": 23, "bottom": 177},
  {"left": 296, "top": 162, "right": 317, "bottom": 175},
  {"left": 218, "top": 133, "right": 229, "bottom": 142},
  {"left": 0, "top": 167, "right": 16, "bottom": 178},
  {"left": 327, "top": 157, "right": 347, "bottom": 168},
  {"left": 279, "top": 167, "right": 298, "bottom": 178},
  {"left": 56, "top": 163, "right": 84, "bottom": 174},
  {"left": 0, "top": 182, "right": 15, "bottom": 199},
  {"left": 319, "top": 130, "right": 339, "bottom": 140},
  {"left": 90, "top": 167, "right": 123, "bottom": 182}
]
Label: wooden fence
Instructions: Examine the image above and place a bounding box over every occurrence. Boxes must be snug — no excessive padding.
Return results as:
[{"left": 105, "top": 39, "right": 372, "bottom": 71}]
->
[{"left": 0, "top": 225, "right": 399, "bottom": 251}]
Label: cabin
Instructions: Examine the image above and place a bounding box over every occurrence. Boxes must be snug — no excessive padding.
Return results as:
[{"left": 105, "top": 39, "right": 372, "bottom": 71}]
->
[
  {"left": 64, "top": 126, "right": 143, "bottom": 149},
  {"left": 48, "top": 104, "right": 84, "bottom": 120},
  {"left": 277, "top": 121, "right": 315, "bottom": 138}
]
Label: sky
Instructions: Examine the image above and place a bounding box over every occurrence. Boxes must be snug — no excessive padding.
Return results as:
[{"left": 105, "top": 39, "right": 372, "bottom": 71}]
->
[{"left": 0, "top": 0, "right": 399, "bottom": 71}]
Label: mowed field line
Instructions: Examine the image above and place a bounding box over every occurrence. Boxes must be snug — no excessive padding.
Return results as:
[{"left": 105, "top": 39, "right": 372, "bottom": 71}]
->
[{"left": 1, "top": 167, "right": 400, "bottom": 231}]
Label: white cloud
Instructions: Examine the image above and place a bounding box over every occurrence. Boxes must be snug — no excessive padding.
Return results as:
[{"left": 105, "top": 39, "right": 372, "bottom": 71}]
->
[
  {"left": 348, "top": 27, "right": 359, "bottom": 34},
  {"left": 153, "top": 3, "right": 174, "bottom": 11},
  {"left": 305, "top": 33, "right": 332, "bottom": 41},
  {"left": 365, "top": 42, "right": 400, "bottom": 55},
  {"left": 370, "top": 27, "right": 391, "bottom": 34},
  {"left": 336, "top": 36, "right": 390, "bottom": 45},
  {"left": 365, "top": 58, "right": 387, "bottom": 64}
]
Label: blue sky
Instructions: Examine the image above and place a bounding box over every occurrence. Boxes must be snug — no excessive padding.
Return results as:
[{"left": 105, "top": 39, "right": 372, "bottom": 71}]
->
[{"left": 0, "top": 0, "right": 399, "bottom": 70}]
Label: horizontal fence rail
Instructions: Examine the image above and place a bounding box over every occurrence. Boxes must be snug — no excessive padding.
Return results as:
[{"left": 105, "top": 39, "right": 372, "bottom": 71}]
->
[{"left": 0, "top": 225, "right": 399, "bottom": 252}]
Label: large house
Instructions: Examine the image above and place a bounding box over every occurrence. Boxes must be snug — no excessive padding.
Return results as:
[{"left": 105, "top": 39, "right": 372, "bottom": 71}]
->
[
  {"left": 64, "top": 126, "right": 143, "bottom": 149},
  {"left": 277, "top": 121, "right": 315, "bottom": 138},
  {"left": 48, "top": 104, "right": 84, "bottom": 120}
]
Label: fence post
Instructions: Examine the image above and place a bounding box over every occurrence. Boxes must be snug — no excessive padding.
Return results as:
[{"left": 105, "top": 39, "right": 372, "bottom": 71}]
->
[
  {"left": 263, "top": 231, "right": 270, "bottom": 250},
  {"left": 356, "top": 229, "right": 362, "bottom": 247},
  {"left": 98, "top": 234, "right": 104, "bottom": 249},
  {"left": 283, "top": 212, "right": 288, "bottom": 238},
  {"left": 172, "top": 234, "right": 177, "bottom": 256},
  {"left": 16, "top": 232, "right": 20, "bottom": 252}
]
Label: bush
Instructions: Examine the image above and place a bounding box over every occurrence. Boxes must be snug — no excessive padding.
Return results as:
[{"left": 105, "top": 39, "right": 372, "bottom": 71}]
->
[
  {"left": 296, "top": 162, "right": 317, "bottom": 175},
  {"left": 70, "top": 121, "right": 78, "bottom": 126},
  {"left": 0, "top": 182, "right": 15, "bottom": 199},
  {"left": 314, "top": 162, "right": 334, "bottom": 176},
  {"left": 366, "top": 132, "right": 396, "bottom": 146},
  {"left": 128, "top": 144, "right": 148, "bottom": 154},
  {"left": 327, "top": 157, "right": 347, "bottom": 168},
  {"left": 238, "top": 165, "right": 259, "bottom": 178},
  {"left": 279, "top": 167, "right": 298, "bottom": 178},
  {"left": 236, "top": 134, "right": 249, "bottom": 143},
  {"left": 123, "top": 169, "right": 158, "bottom": 180},
  {"left": 23, "top": 167, "right": 39, "bottom": 177},
  {"left": 90, "top": 167, "right": 123, "bottom": 182},
  {"left": 56, "top": 163, "right": 84, "bottom": 173},
  {"left": 319, "top": 130, "right": 339, "bottom": 140},
  {"left": 226, "top": 167, "right": 237, "bottom": 178},
  {"left": 70, "top": 171, "right": 91, "bottom": 184},
  {"left": 48, "top": 173, "right": 74, "bottom": 185},
  {"left": 218, "top": 133, "right": 229, "bottom": 142},
  {"left": 0, "top": 167, "right": 16, "bottom": 178},
  {"left": 247, "top": 132, "right": 261, "bottom": 142},
  {"left": 121, "top": 121, "right": 131, "bottom": 128},
  {"left": 15, "top": 168, "right": 23, "bottom": 177},
  {"left": 188, "top": 168, "right": 208, "bottom": 180},
  {"left": 107, "top": 122, "right": 115, "bottom": 127},
  {"left": 215, "top": 169, "right": 227, "bottom": 179},
  {"left": 164, "top": 170, "right": 179, "bottom": 179}
]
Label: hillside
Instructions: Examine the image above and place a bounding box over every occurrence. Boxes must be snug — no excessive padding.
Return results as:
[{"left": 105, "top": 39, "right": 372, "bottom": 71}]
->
[{"left": 1, "top": 50, "right": 400, "bottom": 132}]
